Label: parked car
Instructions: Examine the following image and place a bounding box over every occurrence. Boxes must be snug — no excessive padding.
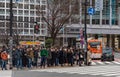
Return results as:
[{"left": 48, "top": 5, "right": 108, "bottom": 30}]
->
[{"left": 101, "top": 47, "right": 114, "bottom": 61}]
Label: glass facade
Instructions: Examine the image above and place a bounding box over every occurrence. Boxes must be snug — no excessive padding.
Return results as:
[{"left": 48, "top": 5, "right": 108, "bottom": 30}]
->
[{"left": 68, "top": 0, "right": 119, "bottom": 25}]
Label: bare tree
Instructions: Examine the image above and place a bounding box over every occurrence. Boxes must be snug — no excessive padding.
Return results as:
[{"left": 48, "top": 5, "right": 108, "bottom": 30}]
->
[{"left": 36, "top": 0, "right": 76, "bottom": 45}]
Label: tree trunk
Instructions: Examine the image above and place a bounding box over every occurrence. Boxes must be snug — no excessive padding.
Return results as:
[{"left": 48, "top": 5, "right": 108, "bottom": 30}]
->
[{"left": 52, "top": 37, "right": 56, "bottom": 46}]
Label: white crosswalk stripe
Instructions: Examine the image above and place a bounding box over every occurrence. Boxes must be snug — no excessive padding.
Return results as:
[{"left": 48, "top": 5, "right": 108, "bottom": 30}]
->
[
  {"left": 30, "top": 65, "right": 120, "bottom": 77},
  {"left": 91, "top": 61, "right": 120, "bottom": 66}
]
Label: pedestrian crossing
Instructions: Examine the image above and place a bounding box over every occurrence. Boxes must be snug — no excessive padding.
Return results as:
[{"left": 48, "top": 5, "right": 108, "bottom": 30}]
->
[
  {"left": 91, "top": 61, "right": 120, "bottom": 66},
  {"left": 30, "top": 65, "right": 120, "bottom": 77}
]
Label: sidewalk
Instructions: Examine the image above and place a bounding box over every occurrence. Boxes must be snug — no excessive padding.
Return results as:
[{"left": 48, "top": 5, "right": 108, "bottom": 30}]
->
[{"left": 0, "top": 70, "right": 12, "bottom": 77}]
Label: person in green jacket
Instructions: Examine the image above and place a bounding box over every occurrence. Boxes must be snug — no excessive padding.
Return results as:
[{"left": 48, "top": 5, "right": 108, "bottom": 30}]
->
[{"left": 40, "top": 48, "right": 48, "bottom": 68}]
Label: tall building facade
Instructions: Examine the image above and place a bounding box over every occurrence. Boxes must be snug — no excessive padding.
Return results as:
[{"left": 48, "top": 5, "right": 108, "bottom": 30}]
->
[
  {"left": 0, "top": 0, "right": 47, "bottom": 45},
  {"left": 58, "top": 0, "right": 120, "bottom": 48}
]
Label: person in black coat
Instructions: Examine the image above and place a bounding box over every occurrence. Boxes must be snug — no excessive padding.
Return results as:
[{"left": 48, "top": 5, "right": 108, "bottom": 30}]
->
[
  {"left": 67, "top": 49, "right": 74, "bottom": 66},
  {"left": 58, "top": 48, "right": 65, "bottom": 66},
  {"left": 33, "top": 47, "right": 39, "bottom": 67},
  {"left": 51, "top": 48, "right": 57, "bottom": 66}
]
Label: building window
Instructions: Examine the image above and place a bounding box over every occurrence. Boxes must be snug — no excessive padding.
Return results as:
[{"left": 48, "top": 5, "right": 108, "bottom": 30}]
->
[
  {"left": 24, "top": 4, "right": 29, "bottom": 9},
  {"left": 19, "top": 10, "right": 23, "bottom": 15},
  {"left": 6, "top": 3, "right": 9, "bottom": 8},
  {"left": 41, "top": 5, "right": 46, "bottom": 10},
  {"left": 18, "top": 16, "right": 23, "bottom": 22},
  {"left": 70, "top": 29, "right": 74, "bottom": 31},
  {"left": 36, "top": 17, "right": 40, "bottom": 22},
  {"left": 25, "top": 0, "right": 29, "bottom": 2},
  {"left": 18, "top": 23, "right": 23, "bottom": 28},
  {"left": 0, "top": 9, "right": 5, "bottom": 14},
  {"left": 30, "top": 11, "right": 34, "bottom": 15},
  {"left": 13, "top": 10, "right": 17, "bottom": 14},
  {"left": 30, "top": 24, "right": 34, "bottom": 28},
  {"left": 30, "top": 5, "right": 34, "bottom": 9},
  {"left": 42, "top": 0, "right": 46, "bottom": 4},
  {"left": 30, "top": 29, "right": 33, "bottom": 34},
  {"left": 0, "top": 22, "right": 5, "bottom": 27},
  {"left": 30, "top": 0, "right": 34, "bottom": 3},
  {"left": 18, "top": 4, "right": 23, "bottom": 9},
  {"left": 24, "top": 17, "right": 29, "bottom": 22},
  {"left": 24, "top": 10, "right": 29, "bottom": 15},
  {"left": 0, "top": 2, "right": 5, "bottom": 7},
  {"left": 24, "top": 29, "right": 29, "bottom": 34},
  {"left": 30, "top": 17, "right": 34, "bottom": 22},
  {"left": 0, "top": 16, "right": 4, "bottom": 20},
  {"left": 24, "top": 23, "right": 29, "bottom": 28},
  {"left": 6, "top": 9, "right": 10, "bottom": 14},
  {"left": 41, "top": 24, "right": 46, "bottom": 28}
]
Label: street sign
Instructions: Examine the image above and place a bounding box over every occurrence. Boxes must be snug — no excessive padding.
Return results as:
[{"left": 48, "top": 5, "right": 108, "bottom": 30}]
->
[
  {"left": 88, "top": 8, "right": 95, "bottom": 15},
  {"left": 95, "top": 0, "right": 103, "bottom": 11}
]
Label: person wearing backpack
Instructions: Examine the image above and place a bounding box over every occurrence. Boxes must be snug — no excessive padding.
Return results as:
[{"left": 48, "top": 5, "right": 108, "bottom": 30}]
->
[{"left": 1, "top": 50, "right": 8, "bottom": 70}]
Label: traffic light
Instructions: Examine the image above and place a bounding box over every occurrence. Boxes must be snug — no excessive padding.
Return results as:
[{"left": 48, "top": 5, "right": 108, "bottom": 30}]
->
[{"left": 34, "top": 25, "right": 39, "bottom": 34}]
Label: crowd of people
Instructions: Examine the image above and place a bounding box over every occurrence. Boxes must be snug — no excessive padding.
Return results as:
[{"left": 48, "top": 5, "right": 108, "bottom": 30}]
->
[{"left": 0, "top": 45, "right": 90, "bottom": 70}]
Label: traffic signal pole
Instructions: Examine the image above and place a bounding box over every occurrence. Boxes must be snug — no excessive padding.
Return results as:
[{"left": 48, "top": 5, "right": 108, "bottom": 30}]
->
[
  {"left": 9, "top": 0, "right": 13, "bottom": 69},
  {"left": 84, "top": 0, "right": 88, "bottom": 65}
]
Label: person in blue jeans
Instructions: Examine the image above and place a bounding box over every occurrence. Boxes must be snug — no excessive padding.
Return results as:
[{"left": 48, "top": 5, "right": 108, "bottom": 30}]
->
[
  {"left": 14, "top": 46, "right": 23, "bottom": 70},
  {"left": 1, "top": 51, "right": 8, "bottom": 70},
  {"left": 26, "top": 47, "right": 34, "bottom": 69}
]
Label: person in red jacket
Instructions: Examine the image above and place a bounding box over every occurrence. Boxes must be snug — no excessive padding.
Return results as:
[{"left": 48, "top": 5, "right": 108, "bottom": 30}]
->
[{"left": 1, "top": 50, "right": 8, "bottom": 70}]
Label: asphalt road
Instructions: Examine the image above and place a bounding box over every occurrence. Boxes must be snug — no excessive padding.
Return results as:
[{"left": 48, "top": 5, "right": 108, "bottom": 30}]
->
[{"left": 12, "top": 71, "right": 112, "bottom": 77}]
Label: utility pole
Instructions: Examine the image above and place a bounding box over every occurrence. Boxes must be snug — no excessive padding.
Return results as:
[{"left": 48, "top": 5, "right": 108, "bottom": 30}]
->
[
  {"left": 9, "top": 0, "right": 13, "bottom": 69},
  {"left": 84, "top": 0, "right": 88, "bottom": 65}
]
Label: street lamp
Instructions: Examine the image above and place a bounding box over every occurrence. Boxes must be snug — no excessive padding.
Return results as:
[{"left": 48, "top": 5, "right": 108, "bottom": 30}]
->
[
  {"left": 9, "top": 0, "right": 13, "bottom": 69},
  {"left": 84, "top": 0, "right": 88, "bottom": 65}
]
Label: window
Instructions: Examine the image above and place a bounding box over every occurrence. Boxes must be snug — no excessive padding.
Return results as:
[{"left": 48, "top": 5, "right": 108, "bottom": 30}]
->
[
  {"left": 42, "top": 0, "right": 46, "bottom": 4},
  {"left": 30, "top": 29, "right": 33, "bottom": 34},
  {"left": 25, "top": 0, "right": 29, "bottom": 2},
  {"left": 0, "top": 22, "right": 5, "bottom": 27},
  {"left": 18, "top": 10, "right": 23, "bottom": 15},
  {"left": 13, "top": 10, "right": 17, "bottom": 14},
  {"left": 18, "top": 16, "right": 23, "bottom": 22},
  {"left": 24, "top": 17, "right": 29, "bottom": 22},
  {"left": 6, "top": 3, "right": 9, "bottom": 8},
  {"left": 24, "top": 4, "right": 29, "bottom": 9},
  {"left": 6, "top": 9, "right": 10, "bottom": 14},
  {"left": 30, "top": 17, "right": 34, "bottom": 22},
  {"left": 0, "top": 16, "right": 4, "bottom": 20},
  {"left": 0, "top": 3, "right": 5, "bottom": 7},
  {"left": 0, "top": 9, "right": 4, "bottom": 14},
  {"left": 30, "top": 11, "right": 34, "bottom": 15},
  {"left": 30, "top": 24, "right": 34, "bottom": 28},
  {"left": 18, "top": 29, "right": 23, "bottom": 34},
  {"left": 41, "top": 24, "right": 46, "bottom": 28},
  {"left": 18, "top": 4, "right": 23, "bottom": 9},
  {"left": 24, "top": 10, "right": 29, "bottom": 15},
  {"left": 24, "top": 29, "right": 29, "bottom": 34},
  {"left": 30, "top": 5, "right": 34, "bottom": 9},
  {"left": 24, "top": 23, "right": 29, "bottom": 28},
  {"left": 70, "top": 29, "right": 74, "bottom": 31},
  {"left": 41, "top": 5, "right": 46, "bottom": 10},
  {"left": 18, "top": 23, "right": 23, "bottom": 28},
  {"left": 30, "top": 0, "right": 34, "bottom": 3},
  {"left": 13, "top": 16, "right": 17, "bottom": 21}
]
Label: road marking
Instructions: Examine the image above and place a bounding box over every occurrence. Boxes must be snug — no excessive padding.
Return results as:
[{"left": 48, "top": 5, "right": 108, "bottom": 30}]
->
[
  {"left": 91, "top": 61, "right": 96, "bottom": 65},
  {"left": 96, "top": 61, "right": 104, "bottom": 65},
  {"left": 104, "top": 61, "right": 113, "bottom": 64},
  {"left": 112, "top": 61, "right": 120, "bottom": 64}
]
